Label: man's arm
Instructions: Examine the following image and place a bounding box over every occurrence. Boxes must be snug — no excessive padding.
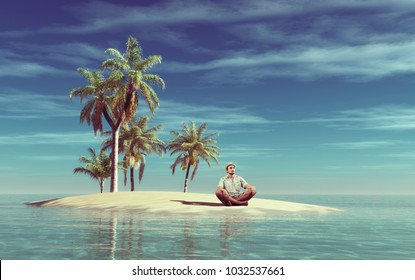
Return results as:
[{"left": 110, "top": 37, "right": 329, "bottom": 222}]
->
[
  {"left": 240, "top": 177, "right": 255, "bottom": 192},
  {"left": 244, "top": 183, "right": 256, "bottom": 192}
]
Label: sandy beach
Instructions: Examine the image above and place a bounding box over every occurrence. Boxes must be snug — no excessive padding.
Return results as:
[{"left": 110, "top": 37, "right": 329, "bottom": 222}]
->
[{"left": 26, "top": 191, "right": 340, "bottom": 216}]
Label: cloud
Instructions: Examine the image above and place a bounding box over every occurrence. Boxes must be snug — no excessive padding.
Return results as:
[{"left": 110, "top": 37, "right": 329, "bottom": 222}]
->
[
  {"left": 17, "top": 155, "right": 77, "bottom": 161},
  {"left": 30, "top": 0, "right": 301, "bottom": 35},
  {"left": 0, "top": 42, "right": 106, "bottom": 78},
  {"left": 324, "top": 141, "right": 396, "bottom": 150},
  {"left": 0, "top": 48, "right": 73, "bottom": 78},
  {"left": 299, "top": 105, "right": 415, "bottom": 131},
  {"left": 0, "top": 89, "right": 80, "bottom": 119},
  {"left": 381, "top": 151, "right": 415, "bottom": 160},
  {"left": 147, "top": 99, "right": 274, "bottom": 135},
  {"left": 66, "top": 0, "right": 415, "bottom": 82},
  {"left": 219, "top": 144, "right": 280, "bottom": 159},
  {"left": 3, "top": 0, "right": 413, "bottom": 39},
  {"left": 48, "top": 0, "right": 415, "bottom": 33},
  {"left": 163, "top": 40, "right": 415, "bottom": 82},
  {"left": 324, "top": 163, "right": 415, "bottom": 172},
  {"left": 0, "top": 61, "right": 61, "bottom": 78},
  {"left": 9, "top": 42, "right": 107, "bottom": 67},
  {"left": 0, "top": 96, "right": 275, "bottom": 146},
  {"left": 3, "top": 1, "right": 415, "bottom": 82},
  {"left": 0, "top": 132, "right": 103, "bottom": 146}
]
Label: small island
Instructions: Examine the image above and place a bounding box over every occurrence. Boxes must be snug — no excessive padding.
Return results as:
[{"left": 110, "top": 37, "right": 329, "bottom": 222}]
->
[{"left": 26, "top": 191, "right": 340, "bottom": 216}]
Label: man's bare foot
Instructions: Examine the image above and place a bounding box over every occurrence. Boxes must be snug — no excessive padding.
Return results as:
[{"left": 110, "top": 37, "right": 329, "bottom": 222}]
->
[
  {"left": 232, "top": 200, "right": 248, "bottom": 206},
  {"left": 240, "top": 201, "right": 248, "bottom": 206}
]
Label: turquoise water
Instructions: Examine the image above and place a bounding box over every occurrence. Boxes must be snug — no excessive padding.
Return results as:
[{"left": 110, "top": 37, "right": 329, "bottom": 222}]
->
[{"left": 0, "top": 194, "right": 414, "bottom": 260}]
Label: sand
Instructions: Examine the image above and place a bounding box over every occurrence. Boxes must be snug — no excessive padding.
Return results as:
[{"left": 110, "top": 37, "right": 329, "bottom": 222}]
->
[{"left": 26, "top": 191, "right": 340, "bottom": 216}]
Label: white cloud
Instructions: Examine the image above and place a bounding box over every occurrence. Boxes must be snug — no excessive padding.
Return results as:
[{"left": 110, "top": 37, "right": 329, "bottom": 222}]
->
[
  {"left": 324, "top": 141, "right": 396, "bottom": 150},
  {"left": 3, "top": 1, "right": 415, "bottom": 82},
  {"left": 0, "top": 42, "right": 105, "bottom": 78},
  {"left": 18, "top": 155, "right": 77, "bottom": 161},
  {"left": 163, "top": 40, "right": 415, "bottom": 81},
  {"left": 0, "top": 89, "right": 79, "bottom": 119},
  {"left": 58, "top": 0, "right": 415, "bottom": 32},
  {"left": 301, "top": 105, "right": 415, "bottom": 131},
  {"left": 382, "top": 151, "right": 415, "bottom": 160},
  {"left": 0, "top": 61, "right": 61, "bottom": 78},
  {"left": 324, "top": 163, "right": 415, "bottom": 172},
  {"left": 5, "top": 0, "right": 415, "bottom": 37},
  {"left": 0, "top": 132, "right": 103, "bottom": 145},
  {"left": 0, "top": 96, "right": 275, "bottom": 145},
  {"left": 0, "top": 48, "right": 74, "bottom": 78},
  {"left": 219, "top": 144, "right": 280, "bottom": 159},
  {"left": 147, "top": 99, "right": 274, "bottom": 135},
  {"left": 11, "top": 42, "right": 107, "bottom": 66}
]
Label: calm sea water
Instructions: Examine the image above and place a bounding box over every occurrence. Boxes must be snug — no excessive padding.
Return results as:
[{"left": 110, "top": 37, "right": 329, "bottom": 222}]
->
[{"left": 0, "top": 194, "right": 414, "bottom": 260}]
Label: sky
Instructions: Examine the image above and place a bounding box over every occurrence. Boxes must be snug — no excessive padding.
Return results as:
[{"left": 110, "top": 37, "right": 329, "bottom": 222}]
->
[{"left": 2, "top": 0, "right": 415, "bottom": 195}]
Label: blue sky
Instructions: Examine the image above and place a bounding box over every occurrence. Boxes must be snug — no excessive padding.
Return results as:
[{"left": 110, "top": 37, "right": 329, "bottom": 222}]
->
[{"left": 2, "top": 0, "right": 415, "bottom": 195}]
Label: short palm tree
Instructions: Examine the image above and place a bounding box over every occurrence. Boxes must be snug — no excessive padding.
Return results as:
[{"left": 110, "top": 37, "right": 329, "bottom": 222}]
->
[
  {"left": 103, "top": 116, "right": 165, "bottom": 191},
  {"left": 73, "top": 148, "right": 111, "bottom": 193},
  {"left": 100, "top": 36, "right": 165, "bottom": 192},
  {"left": 167, "top": 121, "right": 220, "bottom": 193}
]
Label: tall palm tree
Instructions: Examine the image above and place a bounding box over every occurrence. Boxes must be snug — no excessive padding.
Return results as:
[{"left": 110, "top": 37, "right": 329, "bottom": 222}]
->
[
  {"left": 167, "top": 121, "right": 220, "bottom": 193},
  {"left": 101, "top": 36, "right": 165, "bottom": 192},
  {"left": 103, "top": 116, "right": 165, "bottom": 191},
  {"left": 70, "top": 36, "right": 165, "bottom": 193},
  {"left": 73, "top": 148, "right": 111, "bottom": 193},
  {"left": 69, "top": 68, "right": 122, "bottom": 193}
]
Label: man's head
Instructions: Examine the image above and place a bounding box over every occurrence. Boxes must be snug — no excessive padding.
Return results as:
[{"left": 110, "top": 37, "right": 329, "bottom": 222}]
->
[{"left": 225, "top": 162, "right": 236, "bottom": 175}]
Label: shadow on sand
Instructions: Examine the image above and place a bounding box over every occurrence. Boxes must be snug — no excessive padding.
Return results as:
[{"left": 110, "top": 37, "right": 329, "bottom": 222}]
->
[
  {"left": 171, "top": 200, "right": 224, "bottom": 207},
  {"left": 25, "top": 198, "right": 61, "bottom": 207}
]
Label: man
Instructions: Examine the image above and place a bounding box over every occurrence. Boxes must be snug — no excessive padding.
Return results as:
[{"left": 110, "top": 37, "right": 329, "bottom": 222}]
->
[{"left": 215, "top": 163, "right": 256, "bottom": 206}]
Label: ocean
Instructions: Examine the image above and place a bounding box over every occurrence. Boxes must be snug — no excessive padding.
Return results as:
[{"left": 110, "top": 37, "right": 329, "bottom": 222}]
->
[{"left": 0, "top": 194, "right": 414, "bottom": 260}]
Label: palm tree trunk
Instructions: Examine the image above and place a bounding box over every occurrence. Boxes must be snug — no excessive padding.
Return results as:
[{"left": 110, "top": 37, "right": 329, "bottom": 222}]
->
[
  {"left": 183, "top": 164, "right": 191, "bottom": 193},
  {"left": 130, "top": 167, "right": 135, "bottom": 191},
  {"left": 100, "top": 179, "right": 104, "bottom": 193},
  {"left": 110, "top": 128, "right": 120, "bottom": 192}
]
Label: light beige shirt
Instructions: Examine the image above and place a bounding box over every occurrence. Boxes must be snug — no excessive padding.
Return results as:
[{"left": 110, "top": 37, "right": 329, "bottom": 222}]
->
[{"left": 218, "top": 175, "right": 248, "bottom": 195}]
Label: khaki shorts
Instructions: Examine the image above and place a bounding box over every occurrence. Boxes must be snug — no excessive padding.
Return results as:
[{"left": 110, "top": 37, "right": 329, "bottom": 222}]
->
[{"left": 229, "top": 192, "right": 242, "bottom": 199}]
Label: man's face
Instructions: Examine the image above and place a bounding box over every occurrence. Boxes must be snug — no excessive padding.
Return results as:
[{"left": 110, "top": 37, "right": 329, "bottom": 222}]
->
[{"left": 227, "top": 165, "right": 236, "bottom": 175}]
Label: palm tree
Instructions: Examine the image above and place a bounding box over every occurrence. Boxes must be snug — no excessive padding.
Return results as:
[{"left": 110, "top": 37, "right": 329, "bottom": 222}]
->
[
  {"left": 101, "top": 36, "right": 166, "bottom": 192},
  {"left": 73, "top": 148, "right": 111, "bottom": 193},
  {"left": 70, "top": 36, "right": 165, "bottom": 193},
  {"left": 167, "top": 121, "right": 220, "bottom": 193},
  {"left": 103, "top": 116, "right": 165, "bottom": 191},
  {"left": 69, "top": 68, "right": 122, "bottom": 193}
]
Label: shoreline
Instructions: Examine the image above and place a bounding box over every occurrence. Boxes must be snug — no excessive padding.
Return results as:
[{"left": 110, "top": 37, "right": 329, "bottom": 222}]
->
[{"left": 26, "top": 191, "right": 341, "bottom": 216}]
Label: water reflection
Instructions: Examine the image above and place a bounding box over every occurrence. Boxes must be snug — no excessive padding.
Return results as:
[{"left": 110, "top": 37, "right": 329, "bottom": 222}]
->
[
  {"left": 80, "top": 210, "right": 258, "bottom": 260},
  {"left": 219, "top": 216, "right": 252, "bottom": 258}
]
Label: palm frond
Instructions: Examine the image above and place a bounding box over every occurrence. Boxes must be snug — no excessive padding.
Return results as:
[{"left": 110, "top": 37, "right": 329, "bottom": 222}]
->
[
  {"left": 191, "top": 160, "right": 199, "bottom": 181},
  {"left": 73, "top": 167, "right": 98, "bottom": 179},
  {"left": 170, "top": 154, "right": 186, "bottom": 175},
  {"left": 125, "top": 36, "right": 143, "bottom": 64},
  {"left": 137, "top": 55, "right": 162, "bottom": 72},
  {"left": 92, "top": 100, "right": 104, "bottom": 134},
  {"left": 138, "top": 156, "right": 146, "bottom": 183},
  {"left": 79, "top": 100, "right": 95, "bottom": 125},
  {"left": 137, "top": 82, "right": 159, "bottom": 115},
  {"left": 143, "top": 73, "right": 166, "bottom": 90}
]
